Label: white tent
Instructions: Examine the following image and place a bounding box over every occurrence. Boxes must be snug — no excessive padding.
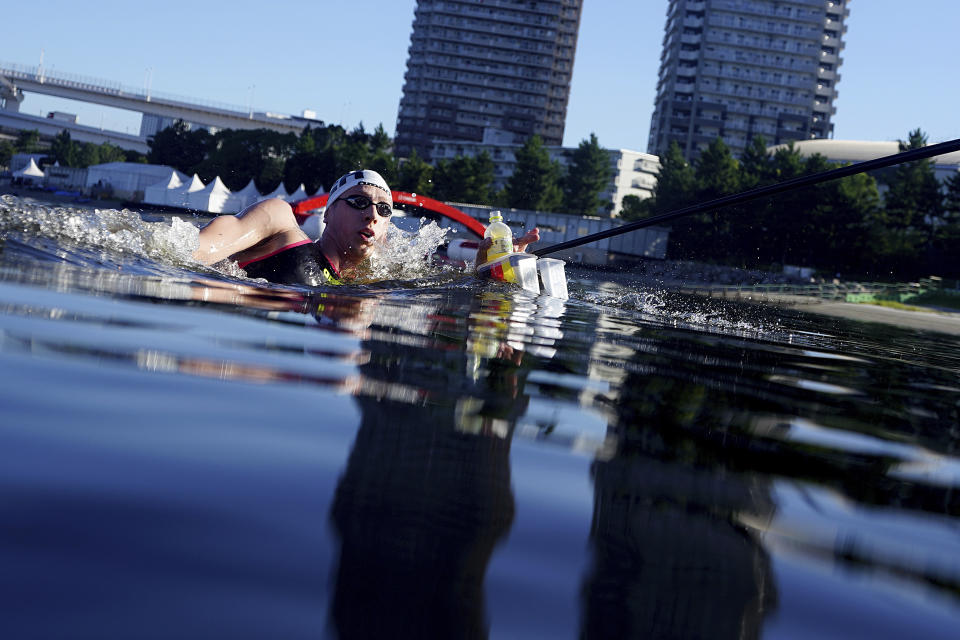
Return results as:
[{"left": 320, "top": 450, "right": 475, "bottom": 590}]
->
[
  {"left": 223, "top": 179, "right": 262, "bottom": 213},
  {"left": 310, "top": 185, "right": 326, "bottom": 197},
  {"left": 143, "top": 171, "right": 184, "bottom": 207},
  {"left": 263, "top": 182, "right": 289, "bottom": 200},
  {"left": 286, "top": 184, "right": 309, "bottom": 202},
  {"left": 13, "top": 158, "right": 45, "bottom": 180},
  {"left": 166, "top": 174, "right": 206, "bottom": 208},
  {"left": 187, "top": 176, "right": 232, "bottom": 213}
]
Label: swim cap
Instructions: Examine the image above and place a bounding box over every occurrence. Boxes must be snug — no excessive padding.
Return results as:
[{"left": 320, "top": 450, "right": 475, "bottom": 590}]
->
[{"left": 327, "top": 170, "right": 392, "bottom": 208}]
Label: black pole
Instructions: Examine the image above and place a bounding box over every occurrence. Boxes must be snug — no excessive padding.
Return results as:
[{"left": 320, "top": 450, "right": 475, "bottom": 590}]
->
[{"left": 533, "top": 137, "right": 960, "bottom": 257}]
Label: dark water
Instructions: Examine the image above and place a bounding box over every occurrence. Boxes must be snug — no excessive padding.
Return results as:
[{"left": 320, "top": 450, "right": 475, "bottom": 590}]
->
[{"left": 1, "top": 195, "right": 959, "bottom": 639}]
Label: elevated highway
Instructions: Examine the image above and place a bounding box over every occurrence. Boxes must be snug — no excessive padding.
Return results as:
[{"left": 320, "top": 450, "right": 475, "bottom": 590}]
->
[{"left": 0, "top": 62, "right": 319, "bottom": 150}]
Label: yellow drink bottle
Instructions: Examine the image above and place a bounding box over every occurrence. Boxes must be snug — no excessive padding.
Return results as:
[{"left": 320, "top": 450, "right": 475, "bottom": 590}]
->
[{"left": 484, "top": 211, "right": 513, "bottom": 262}]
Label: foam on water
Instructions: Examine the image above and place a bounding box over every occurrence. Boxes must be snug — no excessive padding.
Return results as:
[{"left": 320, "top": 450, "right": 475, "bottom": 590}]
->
[
  {"left": 0, "top": 195, "right": 199, "bottom": 266},
  {"left": 0, "top": 196, "right": 456, "bottom": 285},
  {"left": 575, "top": 278, "right": 791, "bottom": 340},
  {"left": 362, "top": 217, "right": 452, "bottom": 282}
]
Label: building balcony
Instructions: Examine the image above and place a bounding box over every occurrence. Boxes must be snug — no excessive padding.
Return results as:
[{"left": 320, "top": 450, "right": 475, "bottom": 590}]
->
[{"left": 724, "top": 120, "right": 749, "bottom": 132}]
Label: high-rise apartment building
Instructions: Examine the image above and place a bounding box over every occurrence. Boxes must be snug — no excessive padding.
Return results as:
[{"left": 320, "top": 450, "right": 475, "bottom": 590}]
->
[
  {"left": 648, "top": 0, "right": 850, "bottom": 161},
  {"left": 395, "top": 0, "right": 583, "bottom": 160}
]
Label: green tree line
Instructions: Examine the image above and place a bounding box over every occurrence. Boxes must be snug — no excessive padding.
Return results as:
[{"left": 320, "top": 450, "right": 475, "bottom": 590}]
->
[
  {"left": 1, "top": 129, "right": 145, "bottom": 170},
  {"left": 146, "top": 120, "right": 614, "bottom": 216},
  {"left": 621, "top": 129, "right": 959, "bottom": 279}
]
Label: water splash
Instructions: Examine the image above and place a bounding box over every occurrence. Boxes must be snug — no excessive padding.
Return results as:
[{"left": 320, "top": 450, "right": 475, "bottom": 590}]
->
[
  {"left": 0, "top": 195, "right": 199, "bottom": 265},
  {"left": 362, "top": 217, "right": 452, "bottom": 281}
]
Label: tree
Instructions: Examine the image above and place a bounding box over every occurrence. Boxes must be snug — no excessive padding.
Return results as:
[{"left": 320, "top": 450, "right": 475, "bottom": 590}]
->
[
  {"left": 285, "top": 124, "right": 342, "bottom": 194},
  {"left": 563, "top": 133, "right": 612, "bottom": 215},
  {"left": 96, "top": 142, "right": 127, "bottom": 165},
  {"left": 148, "top": 120, "right": 210, "bottom": 174},
  {"left": 649, "top": 140, "right": 695, "bottom": 215},
  {"left": 198, "top": 128, "right": 296, "bottom": 191},
  {"left": 367, "top": 148, "right": 398, "bottom": 186},
  {"left": 619, "top": 194, "right": 652, "bottom": 221},
  {"left": 369, "top": 124, "right": 392, "bottom": 155},
  {"left": 677, "top": 137, "right": 740, "bottom": 260},
  {"left": 432, "top": 156, "right": 472, "bottom": 202},
  {"left": 50, "top": 130, "right": 80, "bottom": 167},
  {"left": 933, "top": 172, "right": 960, "bottom": 276},
  {"left": 333, "top": 123, "right": 374, "bottom": 177},
  {"left": 15, "top": 129, "right": 41, "bottom": 153},
  {"left": 466, "top": 151, "right": 496, "bottom": 204},
  {"left": 78, "top": 143, "right": 101, "bottom": 168},
  {"left": 504, "top": 135, "right": 563, "bottom": 212},
  {"left": 396, "top": 149, "right": 433, "bottom": 195},
  {"left": 0, "top": 140, "right": 14, "bottom": 169},
  {"left": 764, "top": 143, "right": 815, "bottom": 266},
  {"left": 876, "top": 128, "right": 942, "bottom": 274},
  {"left": 732, "top": 136, "right": 777, "bottom": 265},
  {"left": 432, "top": 151, "right": 496, "bottom": 204},
  {"left": 807, "top": 168, "right": 881, "bottom": 274}
]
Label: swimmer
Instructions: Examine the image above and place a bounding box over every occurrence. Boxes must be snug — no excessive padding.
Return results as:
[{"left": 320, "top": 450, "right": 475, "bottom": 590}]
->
[
  {"left": 193, "top": 168, "right": 540, "bottom": 286},
  {"left": 193, "top": 170, "right": 395, "bottom": 286}
]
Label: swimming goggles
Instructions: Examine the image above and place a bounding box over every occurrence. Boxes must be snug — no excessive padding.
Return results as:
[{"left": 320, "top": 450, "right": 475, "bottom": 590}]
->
[{"left": 340, "top": 194, "right": 393, "bottom": 218}]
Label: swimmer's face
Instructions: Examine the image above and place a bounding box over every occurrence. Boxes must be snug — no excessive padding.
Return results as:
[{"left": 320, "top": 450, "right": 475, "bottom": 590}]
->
[{"left": 324, "top": 183, "right": 392, "bottom": 263}]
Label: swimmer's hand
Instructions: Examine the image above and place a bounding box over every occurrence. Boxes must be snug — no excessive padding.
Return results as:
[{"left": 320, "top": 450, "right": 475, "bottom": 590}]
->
[{"left": 474, "top": 228, "right": 540, "bottom": 271}]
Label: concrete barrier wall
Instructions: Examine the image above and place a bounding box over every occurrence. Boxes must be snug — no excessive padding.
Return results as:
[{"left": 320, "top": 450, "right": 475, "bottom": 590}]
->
[{"left": 454, "top": 203, "right": 669, "bottom": 263}]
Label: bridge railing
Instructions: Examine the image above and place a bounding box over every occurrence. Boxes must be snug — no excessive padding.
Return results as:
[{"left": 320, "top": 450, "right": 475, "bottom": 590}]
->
[{"left": 0, "top": 60, "right": 263, "bottom": 117}]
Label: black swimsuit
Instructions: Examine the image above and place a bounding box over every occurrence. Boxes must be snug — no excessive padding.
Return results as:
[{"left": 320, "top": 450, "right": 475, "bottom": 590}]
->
[{"left": 239, "top": 240, "right": 342, "bottom": 286}]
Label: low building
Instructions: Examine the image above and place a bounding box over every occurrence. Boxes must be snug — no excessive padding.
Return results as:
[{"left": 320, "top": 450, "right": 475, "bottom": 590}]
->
[
  {"left": 768, "top": 139, "right": 960, "bottom": 184},
  {"left": 45, "top": 165, "right": 88, "bottom": 190},
  {"left": 10, "top": 152, "right": 47, "bottom": 172},
  {"left": 429, "top": 134, "right": 660, "bottom": 218},
  {"left": 85, "top": 162, "right": 188, "bottom": 200}
]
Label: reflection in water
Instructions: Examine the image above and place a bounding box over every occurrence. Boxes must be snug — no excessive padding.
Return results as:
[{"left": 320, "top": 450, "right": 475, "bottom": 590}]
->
[
  {"left": 578, "top": 331, "right": 779, "bottom": 639},
  {"left": 582, "top": 439, "right": 776, "bottom": 639},
  {"left": 329, "top": 394, "right": 514, "bottom": 638},
  {"left": 2, "top": 209, "right": 959, "bottom": 637},
  {"left": 578, "top": 311, "right": 960, "bottom": 637},
  {"left": 328, "top": 288, "right": 556, "bottom": 638}
]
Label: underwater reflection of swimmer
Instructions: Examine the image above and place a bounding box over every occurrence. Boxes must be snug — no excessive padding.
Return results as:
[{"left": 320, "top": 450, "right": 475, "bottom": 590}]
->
[
  {"left": 580, "top": 378, "right": 777, "bottom": 639},
  {"left": 166, "top": 282, "right": 378, "bottom": 386},
  {"left": 582, "top": 453, "right": 777, "bottom": 639},
  {"left": 328, "top": 382, "right": 517, "bottom": 638},
  {"left": 327, "top": 291, "right": 548, "bottom": 638}
]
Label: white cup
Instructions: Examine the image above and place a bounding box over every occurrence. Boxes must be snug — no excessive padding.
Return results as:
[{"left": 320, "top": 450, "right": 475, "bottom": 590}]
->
[{"left": 537, "top": 258, "right": 568, "bottom": 300}]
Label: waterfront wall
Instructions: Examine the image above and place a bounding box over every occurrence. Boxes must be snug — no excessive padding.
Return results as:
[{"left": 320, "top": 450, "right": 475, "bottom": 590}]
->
[{"left": 454, "top": 203, "right": 669, "bottom": 264}]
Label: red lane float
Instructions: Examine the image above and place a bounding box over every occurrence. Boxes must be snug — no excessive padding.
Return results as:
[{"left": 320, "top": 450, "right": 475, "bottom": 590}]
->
[{"left": 291, "top": 191, "right": 486, "bottom": 239}]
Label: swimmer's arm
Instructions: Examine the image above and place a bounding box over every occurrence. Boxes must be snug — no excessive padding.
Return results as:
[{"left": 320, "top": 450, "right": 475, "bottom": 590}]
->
[
  {"left": 192, "top": 198, "right": 307, "bottom": 265},
  {"left": 474, "top": 228, "right": 541, "bottom": 270}
]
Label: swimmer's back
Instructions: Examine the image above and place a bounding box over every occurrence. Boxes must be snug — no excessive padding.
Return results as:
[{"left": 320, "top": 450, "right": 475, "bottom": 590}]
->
[{"left": 240, "top": 240, "right": 342, "bottom": 286}]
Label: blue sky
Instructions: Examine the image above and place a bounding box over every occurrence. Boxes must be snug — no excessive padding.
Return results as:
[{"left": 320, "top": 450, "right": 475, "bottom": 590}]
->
[{"left": 3, "top": 0, "right": 958, "bottom": 152}]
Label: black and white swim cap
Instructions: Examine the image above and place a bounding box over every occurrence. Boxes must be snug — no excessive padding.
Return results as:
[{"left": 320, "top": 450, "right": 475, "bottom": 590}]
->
[{"left": 327, "top": 170, "right": 392, "bottom": 208}]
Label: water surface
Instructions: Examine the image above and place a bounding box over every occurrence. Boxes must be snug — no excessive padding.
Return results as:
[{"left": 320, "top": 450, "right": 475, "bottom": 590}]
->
[{"left": 1, "top": 195, "right": 958, "bottom": 638}]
